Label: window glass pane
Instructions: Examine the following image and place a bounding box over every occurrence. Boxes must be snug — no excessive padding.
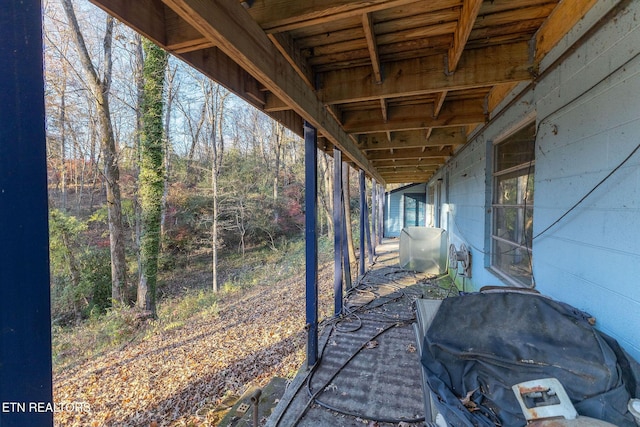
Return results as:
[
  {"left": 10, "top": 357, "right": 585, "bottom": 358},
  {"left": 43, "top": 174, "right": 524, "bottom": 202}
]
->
[
  {"left": 495, "top": 122, "right": 535, "bottom": 172},
  {"left": 524, "top": 207, "right": 533, "bottom": 245},
  {"left": 495, "top": 170, "right": 534, "bottom": 206},
  {"left": 494, "top": 206, "right": 520, "bottom": 243},
  {"left": 491, "top": 121, "right": 535, "bottom": 285},
  {"left": 492, "top": 238, "right": 533, "bottom": 286},
  {"left": 494, "top": 207, "right": 533, "bottom": 247}
]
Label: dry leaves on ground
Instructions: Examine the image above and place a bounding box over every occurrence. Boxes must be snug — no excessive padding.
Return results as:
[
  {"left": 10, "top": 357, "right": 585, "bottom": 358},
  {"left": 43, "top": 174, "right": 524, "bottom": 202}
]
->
[{"left": 53, "top": 263, "right": 334, "bottom": 426}]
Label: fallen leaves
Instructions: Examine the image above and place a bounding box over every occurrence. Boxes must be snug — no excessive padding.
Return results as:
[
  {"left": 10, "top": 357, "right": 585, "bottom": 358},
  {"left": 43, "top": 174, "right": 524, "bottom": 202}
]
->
[
  {"left": 53, "top": 262, "right": 335, "bottom": 426},
  {"left": 460, "top": 388, "right": 480, "bottom": 412}
]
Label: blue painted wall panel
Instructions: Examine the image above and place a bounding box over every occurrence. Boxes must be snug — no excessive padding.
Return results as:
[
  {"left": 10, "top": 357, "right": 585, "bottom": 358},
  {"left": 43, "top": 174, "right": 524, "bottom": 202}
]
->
[
  {"left": 427, "top": 1, "right": 640, "bottom": 360},
  {"left": 384, "top": 183, "right": 426, "bottom": 237}
]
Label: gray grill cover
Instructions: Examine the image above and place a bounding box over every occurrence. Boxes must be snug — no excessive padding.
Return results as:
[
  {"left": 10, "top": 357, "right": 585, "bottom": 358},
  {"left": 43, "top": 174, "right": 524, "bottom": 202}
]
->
[{"left": 421, "top": 292, "right": 640, "bottom": 426}]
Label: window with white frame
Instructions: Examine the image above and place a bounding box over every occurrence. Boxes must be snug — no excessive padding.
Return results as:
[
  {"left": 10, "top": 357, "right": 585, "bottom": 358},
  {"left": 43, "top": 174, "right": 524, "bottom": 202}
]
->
[{"left": 491, "top": 122, "right": 535, "bottom": 286}]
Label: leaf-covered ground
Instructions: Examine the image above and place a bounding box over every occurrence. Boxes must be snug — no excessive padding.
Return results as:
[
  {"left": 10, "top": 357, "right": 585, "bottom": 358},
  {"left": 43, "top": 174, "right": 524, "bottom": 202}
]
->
[{"left": 53, "top": 262, "right": 335, "bottom": 426}]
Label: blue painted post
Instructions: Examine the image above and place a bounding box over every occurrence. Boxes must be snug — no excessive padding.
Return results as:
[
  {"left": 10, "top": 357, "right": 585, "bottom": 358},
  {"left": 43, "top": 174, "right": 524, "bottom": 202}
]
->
[
  {"left": 378, "top": 183, "right": 384, "bottom": 244},
  {"left": 0, "top": 3, "right": 53, "bottom": 426},
  {"left": 371, "top": 180, "right": 378, "bottom": 249},
  {"left": 304, "top": 121, "right": 318, "bottom": 367},
  {"left": 364, "top": 188, "right": 374, "bottom": 264},
  {"left": 333, "top": 149, "right": 343, "bottom": 315},
  {"left": 341, "top": 191, "right": 352, "bottom": 290},
  {"left": 359, "top": 170, "right": 366, "bottom": 276},
  {"left": 340, "top": 163, "right": 352, "bottom": 290}
]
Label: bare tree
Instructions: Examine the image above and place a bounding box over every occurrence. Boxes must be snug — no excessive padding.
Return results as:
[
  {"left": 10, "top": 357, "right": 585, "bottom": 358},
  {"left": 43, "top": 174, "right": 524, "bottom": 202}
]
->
[
  {"left": 161, "top": 62, "right": 178, "bottom": 239},
  {"left": 343, "top": 163, "right": 357, "bottom": 268},
  {"left": 62, "top": 0, "right": 127, "bottom": 303},
  {"left": 208, "top": 83, "right": 229, "bottom": 292},
  {"left": 318, "top": 152, "right": 334, "bottom": 236}
]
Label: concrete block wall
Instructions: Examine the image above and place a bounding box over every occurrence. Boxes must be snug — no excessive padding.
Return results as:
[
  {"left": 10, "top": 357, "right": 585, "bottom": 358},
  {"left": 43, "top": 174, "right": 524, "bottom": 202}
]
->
[{"left": 431, "top": 0, "right": 640, "bottom": 359}]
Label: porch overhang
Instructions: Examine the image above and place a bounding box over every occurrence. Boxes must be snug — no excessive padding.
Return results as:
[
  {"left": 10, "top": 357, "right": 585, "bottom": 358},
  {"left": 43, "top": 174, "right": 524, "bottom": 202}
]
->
[{"left": 88, "top": 0, "right": 600, "bottom": 184}]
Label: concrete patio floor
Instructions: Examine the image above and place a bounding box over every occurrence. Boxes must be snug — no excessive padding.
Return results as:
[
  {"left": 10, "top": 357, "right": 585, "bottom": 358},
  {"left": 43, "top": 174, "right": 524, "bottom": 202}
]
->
[{"left": 266, "top": 239, "right": 456, "bottom": 427}]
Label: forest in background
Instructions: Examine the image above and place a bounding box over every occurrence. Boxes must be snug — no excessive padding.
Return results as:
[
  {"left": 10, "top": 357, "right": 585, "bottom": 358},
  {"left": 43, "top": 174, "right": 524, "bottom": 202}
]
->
[{"left": 43, "top": 0, "right": 362, "bottom": 330}]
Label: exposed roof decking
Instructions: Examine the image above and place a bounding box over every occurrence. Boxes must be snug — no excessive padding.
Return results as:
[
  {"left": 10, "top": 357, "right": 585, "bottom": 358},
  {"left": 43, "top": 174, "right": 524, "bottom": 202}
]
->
[{"left": 90, "top": 0, "right": 599, "bottom": 183}]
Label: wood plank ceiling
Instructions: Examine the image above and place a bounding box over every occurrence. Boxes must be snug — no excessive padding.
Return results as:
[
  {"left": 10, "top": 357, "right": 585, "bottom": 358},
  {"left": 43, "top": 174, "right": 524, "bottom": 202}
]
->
[{"left": 89, "top": 0, "right": 597, "bottom": 184}]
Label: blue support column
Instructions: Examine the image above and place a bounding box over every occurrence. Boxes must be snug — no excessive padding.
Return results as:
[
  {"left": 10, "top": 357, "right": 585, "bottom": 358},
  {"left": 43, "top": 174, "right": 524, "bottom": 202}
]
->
[
  {"left": 341, "top": 163, "right": 352, "bottom": 290},
  {"left": 341, "top": 193, "right": 352, "bottom": 290},
  {"left": 364, "top": 188, "right": 374, "bottom": 265},
  {"left": 333, "top": 149, "right": 343, "bottom": 316},
  {"left": 304, "top": 121, "right": 318, "bottom": 367},
  {"left": 372, "top": 180, "right": 378, "bottom": 247},
  {"left": 378, "top": 183, "right": 384, "bottom": 244},
  {"left": 0, "top": 2, "right": 53, "bottom": 426},
  {"left": 359, "top": 171, "right": 366, "bottom": 276}
]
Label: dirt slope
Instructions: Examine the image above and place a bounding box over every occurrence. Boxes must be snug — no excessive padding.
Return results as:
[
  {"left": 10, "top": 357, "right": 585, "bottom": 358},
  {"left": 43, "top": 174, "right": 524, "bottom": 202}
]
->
[{"left": 53, "top": 264, "right": 334, "bottom": 426}]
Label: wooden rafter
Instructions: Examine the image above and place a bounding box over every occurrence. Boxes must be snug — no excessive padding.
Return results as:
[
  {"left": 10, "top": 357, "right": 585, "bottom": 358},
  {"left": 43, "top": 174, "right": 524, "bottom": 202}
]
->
[
  {"left": 376, "top": 165, "right": 439, "bottom": 172},
  {"left": 448, "top": 0, "right": 483, "bottom": 73},
  {"left": 358, "top": 128, "right": 465, "bottom": 150},
  {"left": 366, "top": 146, "right": 453, "bottom": 161},
  {"left": 247, "top": 0, "right": 437, "bottom": 33},
  {"left": 534, "top": 0, "right": 599, "bottom": 63},
  {"left": 91, "top": 0, "right": 575, "bottom": 186},
  {"left": 433, "top": 91, "right": 448, "bottom": 118},
  {"left": 319, "top": 42, "right": 534, "bottom": 105},
  {"left": 264, "top": 92, "right": 290, "bottom": 112},
  {"left": 343, "top": 99, "right": 486, "bottom": 134},
  {"left": 267, "top": 32, "right": 315, "bottom": 88},
  {"left": 362, "top": 12, "right": 382, "bottom": 84},
  {"left": 371, "top": 158, "right": 445, "bottom": 167},
  {"left": 381, "top": 173, "right": 435, "bottom": 183}
]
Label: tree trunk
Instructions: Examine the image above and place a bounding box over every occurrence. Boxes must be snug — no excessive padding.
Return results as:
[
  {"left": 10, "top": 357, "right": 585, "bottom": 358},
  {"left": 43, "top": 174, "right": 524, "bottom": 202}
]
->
[
  {"left": 133, "top": 33, "right": 144, "bottom": 289},
  {"left": 211, "top": 84, "right": 228, "bottom": 292},
  {"left": 136, "top": 38, "right": 168, "bottom": 316},
  {"left": 62, "top": 0, "right": 127, "bottom": 304},
  {"left": 319, "top": 152, "right": 334, "bottom": 236},
  {"left": 59, "top": 80, "right": 68, "bottom": 212},
  {"left": 161, "top": 64, "right": 177, "bottom": 240},
  {"left": 273, "top": 122, "right": 283, "bottom": 201},
  {"left": 343, "top": 163, "right": 357, "bottom": 265}
]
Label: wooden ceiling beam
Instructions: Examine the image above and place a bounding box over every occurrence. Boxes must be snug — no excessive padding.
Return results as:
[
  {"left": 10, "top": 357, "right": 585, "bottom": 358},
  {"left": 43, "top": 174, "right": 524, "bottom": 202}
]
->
[
  {"left": 297, "top": 19, "right": 456, "bottom": 50},
  {"left": 371, "top": 158, "right": 445, "bottom": 168},
  {"left": 165, "top": 11, "right": 214, "bottom": 53},
  {"left": 246, "top": 0, "right": 436, "bottom": 34},
  {"left": 534, "top": 0, "right": 599, "bottom": 63},
  {"left": 267, "top": 32, "right": 315, "bottom": 89},
  {"left": 381, "top": 173, "right": 435, "bottom": 183},
  {"left": 358, "top": 128, "right": 466, "bottom": 151},
  {"left": 376, "top": 165, "right": 439, "bottom": 172},
  {"left": 362, "top": 12, "right": 383, "bottom": 84},
  {"left": 486, "top": 81, "right": 520, "bottom": 116},
  {"left": 366, "top": 146, "right": 452, "bottom": 161},
  {"left": 264, "top": 92, "right": 290, "bottom": 112},
  {"left": 343, "top": 99, "right": 486, "bottom": 134},
  {"left": 433, "top": 90, "right": 447, "bottom": 118},
  {"left": 160, "top": 0, "right": 384, "bottom": 183},
  {"left": 448, "top": 0, "right": 483, "bottom": 73},
  {"left": 90, "top": 0, "right": 168, "bottom": 46},
  {"left": 309, "top": 34, "right": 453, "bottom": 71},
  {"left": 319, "top": 41, "right": 534, "bottom": 105}
]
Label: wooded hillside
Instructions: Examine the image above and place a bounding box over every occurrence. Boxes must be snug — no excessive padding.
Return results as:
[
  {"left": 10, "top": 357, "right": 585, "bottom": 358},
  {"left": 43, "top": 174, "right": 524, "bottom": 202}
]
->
[
  {"left": 44, "top": 0, "right": 356, "bottom": 324},
  {"left": 43, "top": 0, "right": 363, "bottom": 424}
]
